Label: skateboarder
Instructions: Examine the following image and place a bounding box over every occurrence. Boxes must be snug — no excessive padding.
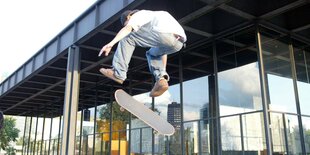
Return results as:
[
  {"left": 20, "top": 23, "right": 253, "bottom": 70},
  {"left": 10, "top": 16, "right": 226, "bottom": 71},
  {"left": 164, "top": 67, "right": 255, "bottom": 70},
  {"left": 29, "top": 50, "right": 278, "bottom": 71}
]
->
[{"left": 98, "top": 9, "right": 186, "bottom": 97}]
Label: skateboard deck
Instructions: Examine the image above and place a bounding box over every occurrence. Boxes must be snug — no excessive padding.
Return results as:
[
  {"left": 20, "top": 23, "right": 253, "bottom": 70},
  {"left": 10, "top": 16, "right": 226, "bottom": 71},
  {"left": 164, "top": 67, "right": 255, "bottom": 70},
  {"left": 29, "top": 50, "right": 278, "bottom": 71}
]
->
[{"left": 114, "top": 89, "right": 175, "bottom": 135}]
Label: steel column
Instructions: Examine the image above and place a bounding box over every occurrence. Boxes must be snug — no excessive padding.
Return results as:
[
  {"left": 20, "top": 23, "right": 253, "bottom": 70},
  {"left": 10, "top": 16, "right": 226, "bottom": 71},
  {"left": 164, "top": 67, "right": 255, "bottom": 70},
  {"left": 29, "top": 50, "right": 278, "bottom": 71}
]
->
[
  {"left": 92, "top": 85, "right": 98, "bottom": 155},
  {"left": 40, "top": 115, "right": 46, "bottom": 154},
  {"left": 48, "top": 117, "right": 53, "bottom": 154},
  {"left": 21, "top": 116, "right": 27, "bottom": 155},
  {"left": 282, "top": 114, "right": 289, "bottom": 154},
  {"left": 256, "top": 28, "right": 273, "bottom": 155},
  {"left": 33, "top": 116, "right": 39, "bottom": 155},
  {"left": 211, "top": 41, "right": 222, "bottom": 155},
  {"left": 179, "top": 50, "right": 185, "bottom": 155},
  {"left": 26, "top": 116, "right": 32, "bottom": 155},
  {"left": 288, "top": 43, "right": 306, "bottom": 154},
  {"left": 239, "top": 115, "right": 244, "bottom": 155},
  {"left": 57, "top": 115, "right": 62, "bottom": 155},
  {"left": 79, "top": 110, "right": 84, "bottom": 155},
  {"left": 61, "top": 46, "right": 81, "bottom": 155}
]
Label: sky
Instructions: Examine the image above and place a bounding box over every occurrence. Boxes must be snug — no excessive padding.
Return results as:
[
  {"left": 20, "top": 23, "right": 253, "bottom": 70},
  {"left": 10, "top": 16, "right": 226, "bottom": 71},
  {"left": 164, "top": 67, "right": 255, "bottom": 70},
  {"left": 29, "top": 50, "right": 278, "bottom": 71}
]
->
[{"left": 0, "top": 0, "right": 97, "bottom": 83}]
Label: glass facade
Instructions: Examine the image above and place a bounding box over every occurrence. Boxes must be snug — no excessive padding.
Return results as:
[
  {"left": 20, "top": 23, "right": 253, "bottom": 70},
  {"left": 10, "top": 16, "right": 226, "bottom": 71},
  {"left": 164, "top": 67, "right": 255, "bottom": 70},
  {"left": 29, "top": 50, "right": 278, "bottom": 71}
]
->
[{"left": 19, "top": 27, "right": 310, "bottom": 155}]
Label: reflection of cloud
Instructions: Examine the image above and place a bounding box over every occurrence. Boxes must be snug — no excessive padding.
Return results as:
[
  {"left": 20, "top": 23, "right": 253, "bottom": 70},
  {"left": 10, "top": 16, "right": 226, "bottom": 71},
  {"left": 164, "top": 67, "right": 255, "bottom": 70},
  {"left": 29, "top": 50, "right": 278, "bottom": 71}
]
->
[
  {"left": 133, "top": 91, "right": 173, "bottom": 119},
  {"left": 183, "top": 111, "right": 199, "bottom": 121},
  {"left": 219, "top": 63, "right": 261, "bottom": 96},
  {"left": 133, "top": 91, "right": 173, "bottom": 106},
  {"left": 219, "top": 63, "right": 261, "bottom": 108}
]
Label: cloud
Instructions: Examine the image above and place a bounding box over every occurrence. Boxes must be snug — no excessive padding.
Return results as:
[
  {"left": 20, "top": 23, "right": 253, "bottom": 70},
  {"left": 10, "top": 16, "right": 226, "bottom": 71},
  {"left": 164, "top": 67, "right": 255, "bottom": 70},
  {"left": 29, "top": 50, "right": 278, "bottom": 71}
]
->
[{"left": 218, "top": 63, "right": 262, "bottom": 108}]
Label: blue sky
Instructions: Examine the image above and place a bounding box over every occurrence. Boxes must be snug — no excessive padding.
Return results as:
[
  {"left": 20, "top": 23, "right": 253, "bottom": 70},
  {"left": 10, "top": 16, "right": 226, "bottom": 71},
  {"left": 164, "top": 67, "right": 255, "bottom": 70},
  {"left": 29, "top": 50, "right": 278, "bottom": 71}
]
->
[{"left": 0, "top": 0, "right": 96, "bottom": 83}]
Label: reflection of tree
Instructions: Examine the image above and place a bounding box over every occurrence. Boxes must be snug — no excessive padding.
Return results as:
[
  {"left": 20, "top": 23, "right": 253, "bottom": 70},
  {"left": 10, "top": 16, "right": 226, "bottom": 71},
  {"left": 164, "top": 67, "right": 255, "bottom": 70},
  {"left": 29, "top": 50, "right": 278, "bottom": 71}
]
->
[
  {"left": 97, "top": 102, "right": 130, "bottom": 141},
  {"left": 168, "top": 128, "right": 183, "bottom": 155},
  {"left": 183, "top": 127, "right": 195, "bottom": 155},
  {"left": 99, "top": 102, "right": 131, "bottom": 122},
  {"left": 221, "top": 123, "right": 238, "bottom": 151},
  {"left": 290, "top": 126, "right": 310, "bottom": 154},
  {"left": 305, "top": 129, "right": 310, "bottom": 151}
]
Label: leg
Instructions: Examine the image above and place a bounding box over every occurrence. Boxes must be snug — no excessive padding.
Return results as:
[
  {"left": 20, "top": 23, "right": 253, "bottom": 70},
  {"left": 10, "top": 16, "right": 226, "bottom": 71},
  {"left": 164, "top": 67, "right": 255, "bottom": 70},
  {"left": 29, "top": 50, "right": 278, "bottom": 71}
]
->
[
  {"left": 162, "top": 54, "right": 167, "bottom": 69},
  {"left": 100, "top": 28, "right": 163, "bottom": 82},
  {"left": 146, "top": 34, "right": 183, "bottom": 97},
  {"left": 99, "top": 35, "right": 137, "bottom": 84},
  {"left": 112, "top": 36, "right": 137, "bottom": 80}
]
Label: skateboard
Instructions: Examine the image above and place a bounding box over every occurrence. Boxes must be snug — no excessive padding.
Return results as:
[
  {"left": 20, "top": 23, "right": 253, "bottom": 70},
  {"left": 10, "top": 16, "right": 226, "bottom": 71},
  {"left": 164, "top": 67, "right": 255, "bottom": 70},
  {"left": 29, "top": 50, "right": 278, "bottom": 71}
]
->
[{"left": 114, "top": 89, "right": 175, "bottom": 136}]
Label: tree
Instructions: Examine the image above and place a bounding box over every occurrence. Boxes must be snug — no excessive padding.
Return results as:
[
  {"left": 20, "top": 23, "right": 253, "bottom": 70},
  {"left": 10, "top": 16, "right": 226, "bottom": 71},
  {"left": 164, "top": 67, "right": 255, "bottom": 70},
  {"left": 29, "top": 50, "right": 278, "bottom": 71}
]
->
[
  {"left": 98, "top": 101, "right": 131, "bottom": 122},
  {"left": 0, "top": 116, "right": 20, "bottom": 151}
]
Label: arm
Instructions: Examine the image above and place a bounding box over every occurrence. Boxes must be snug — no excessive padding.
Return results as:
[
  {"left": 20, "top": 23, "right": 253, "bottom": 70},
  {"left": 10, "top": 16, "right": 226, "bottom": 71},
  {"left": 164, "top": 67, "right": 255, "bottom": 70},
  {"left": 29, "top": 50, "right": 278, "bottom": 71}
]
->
[{"left": 98, "top": 25, "right": 133, "bottom": 56}]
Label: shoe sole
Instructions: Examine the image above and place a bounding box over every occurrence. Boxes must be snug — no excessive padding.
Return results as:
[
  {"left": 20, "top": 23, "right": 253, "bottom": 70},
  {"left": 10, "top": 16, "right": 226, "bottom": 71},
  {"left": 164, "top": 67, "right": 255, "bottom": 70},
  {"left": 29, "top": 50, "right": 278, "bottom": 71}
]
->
[{"left": 99, "top": 69, "right": 123, "bottom": 84}]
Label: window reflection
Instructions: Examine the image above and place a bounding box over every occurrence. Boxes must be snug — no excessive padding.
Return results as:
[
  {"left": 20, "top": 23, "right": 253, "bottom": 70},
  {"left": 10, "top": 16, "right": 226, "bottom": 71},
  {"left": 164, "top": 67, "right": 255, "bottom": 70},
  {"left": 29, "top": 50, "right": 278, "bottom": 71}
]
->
[
  {"left": 270, "top": 113, "right": 302, "bottom": 154},
  {"left": 217, "top": 31, "right": 262, "bottom": 116},
  {"left": 219, "top": 63, "right": 262, "bottom": 116},
  {"left": 261, "top": 36, "right": 297, "bottom": 113},
  {"left": 294, "top": 47, "right": 310, "bottom": 115},
  {"left": 302, "top": 117, "right": 310, "bottom": 154},
  {"left": 183, "top": 76, "right": 209, "bottom": 121}
]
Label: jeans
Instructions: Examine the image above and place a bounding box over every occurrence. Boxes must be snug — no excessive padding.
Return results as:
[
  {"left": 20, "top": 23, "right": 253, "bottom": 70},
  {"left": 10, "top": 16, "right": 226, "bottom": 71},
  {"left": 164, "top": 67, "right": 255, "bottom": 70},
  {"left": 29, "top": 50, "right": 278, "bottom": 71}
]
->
[{"left": 112, "top": 26, "right": 184, "bottom": 81}]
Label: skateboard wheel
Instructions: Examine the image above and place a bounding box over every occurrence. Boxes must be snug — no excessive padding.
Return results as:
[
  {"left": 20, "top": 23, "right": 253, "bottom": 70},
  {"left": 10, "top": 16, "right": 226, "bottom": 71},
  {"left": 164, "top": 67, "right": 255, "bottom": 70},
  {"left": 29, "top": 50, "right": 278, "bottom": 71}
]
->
[{"left": 120, "top": 107, "right": 125, "bottom": 112}]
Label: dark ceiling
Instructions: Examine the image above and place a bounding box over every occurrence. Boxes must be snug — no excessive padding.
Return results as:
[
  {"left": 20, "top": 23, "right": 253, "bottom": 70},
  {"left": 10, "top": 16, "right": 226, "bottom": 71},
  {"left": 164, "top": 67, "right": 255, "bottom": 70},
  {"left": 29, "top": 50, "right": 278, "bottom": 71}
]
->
[{"left": 1, "top": 0, "right": 309, "bottom": 117}]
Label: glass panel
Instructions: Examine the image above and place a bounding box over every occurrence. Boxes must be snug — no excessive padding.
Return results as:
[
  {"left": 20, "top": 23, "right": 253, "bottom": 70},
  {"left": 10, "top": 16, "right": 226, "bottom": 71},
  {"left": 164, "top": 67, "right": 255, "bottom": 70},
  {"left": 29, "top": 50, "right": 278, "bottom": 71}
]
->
[
  {"left": 183, "top": 76, "right": 209, "bottom": 121},
  {"left": 184, "top": 121, "right": 201, "bottom": 154},
  {"left": 217, "top": 31, "right": 262, "bottom": 116},
  {"left": 242, "top": 112, "right": 265, "bottom": 154},
  {"left": 28, "top": 117, "right": 37, "bottom": 154},
  {"left": 200, "top": 119, "right": 211, "bottom": 155},
  {"left": 221, "top": 116, "right": 242, "bottom": 154},
  {"left": 98, "top": 100, "right": 130, "bottom": 154},
  {"left": 270, "top": 113, "right": 286, "bottom": 154},
  {"left": 81, "top": 107, "right": 95, "bottom": 154},
  {"left": 131, "top": 93, "right": 153, "bottom": 154},
  {"left": 94, "top": 132, "right": 110, "bottom": 155},
  {"left": 294, "top": 45, "right": 310, "bottom": 115},
  {"left": 41, "top": 118, "right": 51, "bottom": 154},
  {"left": 182, "top": 44, "right": 212, "bottom": 122},
  {"left": 302, "top": 116, "right": 310, "bottom": 154},
  {"left": 50, "top": 117, "right": 61, "bottom": 154},
  {"left": 130, "top": 128, "right": 141, "bottom": 154},
  {"left": 285, "top": 114, "right": 302, "bottom": 154},
  {"left": 22, "top": 117, "right": 30, "bottom": 154},
  {"left": 261, "top": 35, "right": 297, "bottom": 113},
  {"left": 165, "top": 83, "right": 182, "bottom": 154},
  {"left": 75, "top": 111, "right": 82, "bottom": 153},
  {"left": 270, "top": 113, "right": 302, "bottom": 154},
  {"left": 96, "top": 104, "right": 110, "bottom": 154}
]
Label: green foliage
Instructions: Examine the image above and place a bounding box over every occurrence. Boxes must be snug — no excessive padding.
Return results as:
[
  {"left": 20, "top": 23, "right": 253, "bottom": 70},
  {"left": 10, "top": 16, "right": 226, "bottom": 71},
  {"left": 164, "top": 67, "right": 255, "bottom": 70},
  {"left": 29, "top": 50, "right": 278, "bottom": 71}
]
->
[
  {"left": 5, "top": 146, "right": 16, "bottom": 155},
  {"left": 0, "top": 117, "right": 20, "bottom": 150},
  {"left": 305, "top": 129, "right": 310, "bottom": 146},
  {"left": 98, "top": 102, "right": 131, "bottom": 122}
]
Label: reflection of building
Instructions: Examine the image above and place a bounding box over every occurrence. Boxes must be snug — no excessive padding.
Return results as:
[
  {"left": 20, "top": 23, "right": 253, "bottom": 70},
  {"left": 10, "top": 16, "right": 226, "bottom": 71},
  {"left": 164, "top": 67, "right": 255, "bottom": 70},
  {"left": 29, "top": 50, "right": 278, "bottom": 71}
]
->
[
  {"left": 167, "top": 102, "right": 181, "bottom": 129},
  {"left": 200, "top": 103, "right": 209, "bottom": 124}
]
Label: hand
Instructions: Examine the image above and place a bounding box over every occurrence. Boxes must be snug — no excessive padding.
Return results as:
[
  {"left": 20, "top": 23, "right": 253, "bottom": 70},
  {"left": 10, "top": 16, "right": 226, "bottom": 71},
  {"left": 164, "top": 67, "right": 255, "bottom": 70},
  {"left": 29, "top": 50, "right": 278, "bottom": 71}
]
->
[{"left": 98, "top": 44, "right": 113, "bottom": 57}]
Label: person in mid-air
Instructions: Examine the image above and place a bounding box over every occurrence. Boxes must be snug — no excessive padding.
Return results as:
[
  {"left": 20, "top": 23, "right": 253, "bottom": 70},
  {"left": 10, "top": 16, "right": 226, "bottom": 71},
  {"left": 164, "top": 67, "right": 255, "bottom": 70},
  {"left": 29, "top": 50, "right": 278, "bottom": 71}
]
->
[{"left": 98, "top": 9, "right": 186, "bottom": 97}]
